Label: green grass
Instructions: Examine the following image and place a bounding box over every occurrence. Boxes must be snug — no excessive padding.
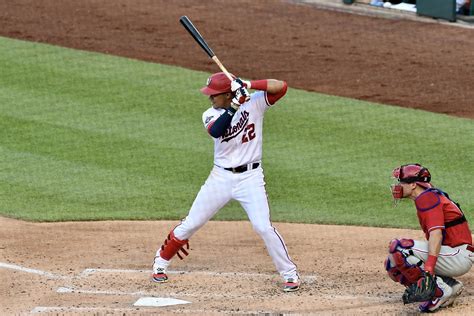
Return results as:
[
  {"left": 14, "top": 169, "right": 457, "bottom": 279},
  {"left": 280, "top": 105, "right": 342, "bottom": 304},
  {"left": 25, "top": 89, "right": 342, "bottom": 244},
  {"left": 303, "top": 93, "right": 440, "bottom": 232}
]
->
[{"left": 0, "top": 36, "right": 472, "bottom": 228}]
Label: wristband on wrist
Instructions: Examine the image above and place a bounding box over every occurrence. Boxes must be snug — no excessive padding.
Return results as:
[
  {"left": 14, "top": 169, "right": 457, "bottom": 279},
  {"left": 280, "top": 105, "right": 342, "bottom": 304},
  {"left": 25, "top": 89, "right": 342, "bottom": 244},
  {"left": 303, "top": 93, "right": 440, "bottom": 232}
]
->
[
  {"left": 424, "top": 255, "right": 438, "bottom": 274},
  {"left": 228, "top": 104, "right": 239, "bottom": 113},
  {"left": 249, "top": 80, "right": 268, "bottom": 91}
]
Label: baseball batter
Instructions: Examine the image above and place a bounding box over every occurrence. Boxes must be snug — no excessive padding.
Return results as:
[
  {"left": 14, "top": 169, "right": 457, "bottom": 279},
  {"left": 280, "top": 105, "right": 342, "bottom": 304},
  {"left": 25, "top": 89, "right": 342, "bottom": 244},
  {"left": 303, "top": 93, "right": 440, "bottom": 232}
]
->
[
  {"left": 386, "top": 163, "right": 473, "bottom": 312},
  {"left": 152, "top": 72, "right": 300, "bottom": 292}
]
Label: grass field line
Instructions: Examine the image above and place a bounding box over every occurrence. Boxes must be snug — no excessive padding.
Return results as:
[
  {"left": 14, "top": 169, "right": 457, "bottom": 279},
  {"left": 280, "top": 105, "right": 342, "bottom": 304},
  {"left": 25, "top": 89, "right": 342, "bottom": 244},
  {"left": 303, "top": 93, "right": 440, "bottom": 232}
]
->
[{"left": 79, "top": 267, "right": 318, "bottom": 282}]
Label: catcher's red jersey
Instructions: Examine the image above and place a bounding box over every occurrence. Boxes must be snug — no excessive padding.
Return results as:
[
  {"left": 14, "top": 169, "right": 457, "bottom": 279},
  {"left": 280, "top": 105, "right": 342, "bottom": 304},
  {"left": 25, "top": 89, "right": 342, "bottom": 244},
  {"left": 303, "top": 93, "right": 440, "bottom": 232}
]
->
[{"left": 416, "top": 189, "right": 472, "bottom": 247}]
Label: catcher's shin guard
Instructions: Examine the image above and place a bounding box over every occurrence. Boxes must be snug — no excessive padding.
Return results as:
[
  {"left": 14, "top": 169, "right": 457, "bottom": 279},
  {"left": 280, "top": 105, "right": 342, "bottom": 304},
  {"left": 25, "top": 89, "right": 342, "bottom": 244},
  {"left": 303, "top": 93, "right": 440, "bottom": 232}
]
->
[
  {"left": 385, "top": 238, "right": 423, "bottom": 286},
  {"left": 159, "top": 230, "right": 190, "bottom": 261}
]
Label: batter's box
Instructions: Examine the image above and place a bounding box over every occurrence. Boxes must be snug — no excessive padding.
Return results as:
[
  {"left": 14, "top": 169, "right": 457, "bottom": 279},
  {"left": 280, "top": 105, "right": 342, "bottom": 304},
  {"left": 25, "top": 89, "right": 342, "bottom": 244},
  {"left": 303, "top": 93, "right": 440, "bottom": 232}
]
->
[
  {"left": 73, "top": 267, "right": 306, "bottom": 299},
  {"left": 54, "top": 268, "right": 411, "bottom": 314}
]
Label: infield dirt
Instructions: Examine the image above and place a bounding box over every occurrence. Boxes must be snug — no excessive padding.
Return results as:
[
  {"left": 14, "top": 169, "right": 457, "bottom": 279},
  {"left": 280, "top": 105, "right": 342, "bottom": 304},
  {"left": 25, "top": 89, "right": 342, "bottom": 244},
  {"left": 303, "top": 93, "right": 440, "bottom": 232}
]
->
[
  {"left": 0, "top": 0, "right": 473, "bottom": 315},
  {"left": 1, "top": 217, "right": 473, "bottom": 315}
]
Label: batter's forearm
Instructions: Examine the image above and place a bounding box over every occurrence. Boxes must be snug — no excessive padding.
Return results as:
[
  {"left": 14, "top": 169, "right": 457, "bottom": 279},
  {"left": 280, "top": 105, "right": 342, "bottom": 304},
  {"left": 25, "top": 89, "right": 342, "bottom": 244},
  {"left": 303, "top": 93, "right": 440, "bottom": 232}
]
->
[
  {"left": 248, "top": 79, "right": 287, "bottom": 105},
  {"left": 249, "top": 79, "right": 284, "bottom": 94},
  {"left": 266, "top": 79, "right": 286, "bottom": 94}
]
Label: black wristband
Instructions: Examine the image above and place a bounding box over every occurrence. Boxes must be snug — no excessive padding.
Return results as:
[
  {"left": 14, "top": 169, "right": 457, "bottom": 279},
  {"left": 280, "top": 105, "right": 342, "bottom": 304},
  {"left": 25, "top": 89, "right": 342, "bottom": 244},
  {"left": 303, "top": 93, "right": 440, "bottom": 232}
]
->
[{"left": 226, "top": 106, "right": 237, "bottom": 116}]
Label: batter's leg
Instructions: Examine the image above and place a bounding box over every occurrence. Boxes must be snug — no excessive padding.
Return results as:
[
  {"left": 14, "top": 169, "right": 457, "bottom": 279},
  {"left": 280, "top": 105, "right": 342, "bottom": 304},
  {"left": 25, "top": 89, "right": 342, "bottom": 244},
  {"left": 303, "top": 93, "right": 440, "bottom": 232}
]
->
[
  {"left": 174, "top": 167, "right": 233, "bottom": 240},
  {"left": 154, "top": 167, "right": 232, "bottom": 271},
  {"left": 233, "top": 168, "right": 299, "bottom": 285}
]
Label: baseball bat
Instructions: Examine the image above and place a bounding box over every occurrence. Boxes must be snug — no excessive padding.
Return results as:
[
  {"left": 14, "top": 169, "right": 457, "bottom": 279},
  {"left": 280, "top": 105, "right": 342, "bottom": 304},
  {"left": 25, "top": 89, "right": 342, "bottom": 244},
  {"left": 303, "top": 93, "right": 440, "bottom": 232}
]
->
[{"left": 179, "top": 16, "right": 233, "bottom": 81}]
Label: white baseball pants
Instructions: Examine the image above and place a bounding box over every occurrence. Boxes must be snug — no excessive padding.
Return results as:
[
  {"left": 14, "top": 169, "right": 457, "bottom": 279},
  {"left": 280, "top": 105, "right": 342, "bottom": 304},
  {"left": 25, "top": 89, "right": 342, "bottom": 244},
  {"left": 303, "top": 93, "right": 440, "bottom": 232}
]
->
[{"left": 172, "top": 165, "right": 298, "bottom": 281}]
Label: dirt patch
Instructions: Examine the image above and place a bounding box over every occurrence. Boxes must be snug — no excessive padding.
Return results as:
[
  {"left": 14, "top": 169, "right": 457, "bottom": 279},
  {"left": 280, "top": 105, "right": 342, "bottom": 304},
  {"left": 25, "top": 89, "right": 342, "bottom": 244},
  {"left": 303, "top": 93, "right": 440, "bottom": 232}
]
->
[
  {"left": 0, "top": 0, "right": 473, "bottom": 118},
  {"left": 0, "top": 216, "right": 472, "bottom": 314}
]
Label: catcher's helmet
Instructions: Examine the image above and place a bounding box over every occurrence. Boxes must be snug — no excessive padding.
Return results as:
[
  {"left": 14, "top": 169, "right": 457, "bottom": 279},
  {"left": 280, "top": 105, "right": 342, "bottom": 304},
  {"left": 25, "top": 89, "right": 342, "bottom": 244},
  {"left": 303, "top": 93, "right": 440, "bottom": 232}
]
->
[
  {"left": 200, "top": 72, "right": 236, "bottom": 96},
  {"left": 391, "top": 163, "right": 432, "bottom": 201},
  {"left": 392, "top": 163, "right": 432, "bottom": 188}
]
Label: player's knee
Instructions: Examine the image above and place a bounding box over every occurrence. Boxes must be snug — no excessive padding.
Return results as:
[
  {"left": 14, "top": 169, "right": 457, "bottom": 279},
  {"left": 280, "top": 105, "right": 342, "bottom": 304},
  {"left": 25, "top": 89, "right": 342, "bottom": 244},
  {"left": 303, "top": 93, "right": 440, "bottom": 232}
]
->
[
  {"left": 388, "top": 238, "right": 414, "bottom": 253},
  {"left": 384, "top": 238, "right": 423, "bottom": 286},
  {"left": 251, "top": 223, "right": 273, "bottom": 236}
]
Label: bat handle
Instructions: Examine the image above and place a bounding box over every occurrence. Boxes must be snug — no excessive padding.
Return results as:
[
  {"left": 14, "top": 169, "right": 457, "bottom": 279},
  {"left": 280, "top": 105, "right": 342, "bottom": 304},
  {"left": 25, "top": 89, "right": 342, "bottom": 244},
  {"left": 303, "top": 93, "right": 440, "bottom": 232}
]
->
[{"left": 212, "top": 56, "right": 234, "bottom": 81}]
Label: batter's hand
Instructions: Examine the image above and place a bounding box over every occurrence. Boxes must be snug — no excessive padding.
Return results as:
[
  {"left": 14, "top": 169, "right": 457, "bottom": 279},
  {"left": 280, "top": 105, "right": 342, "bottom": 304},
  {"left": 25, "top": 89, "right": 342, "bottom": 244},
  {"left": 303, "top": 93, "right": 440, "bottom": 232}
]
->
[
  {"left": 232, "top": 86, "right": 250, "bottom": 106},
  {"left": 231, "top": 78, "right": 251, "bottom": 92}
]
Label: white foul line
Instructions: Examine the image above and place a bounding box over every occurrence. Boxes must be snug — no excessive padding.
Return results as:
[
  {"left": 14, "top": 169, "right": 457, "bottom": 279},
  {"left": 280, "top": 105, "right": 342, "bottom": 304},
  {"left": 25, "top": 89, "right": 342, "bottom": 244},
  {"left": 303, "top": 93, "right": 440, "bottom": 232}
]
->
[{"left": 0, "top": 262, "right": 67, "bottom": 280}]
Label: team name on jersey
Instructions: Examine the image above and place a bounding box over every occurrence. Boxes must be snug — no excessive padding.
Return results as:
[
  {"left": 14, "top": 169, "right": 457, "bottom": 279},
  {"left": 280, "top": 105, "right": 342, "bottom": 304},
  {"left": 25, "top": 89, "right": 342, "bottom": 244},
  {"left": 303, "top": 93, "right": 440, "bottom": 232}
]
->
[{"left": 221, "top": 110, "right": 250, "bottom": 143}]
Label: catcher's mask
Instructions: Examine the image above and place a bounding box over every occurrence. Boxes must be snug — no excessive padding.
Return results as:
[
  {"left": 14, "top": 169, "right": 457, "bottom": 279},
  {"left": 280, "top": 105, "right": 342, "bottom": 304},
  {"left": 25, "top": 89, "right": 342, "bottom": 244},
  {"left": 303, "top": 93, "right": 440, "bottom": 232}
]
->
[
  {"left": 391, "top": 164, "right": 432, "bottom": 201},
  {"left": 200, "top": 72, "right": 236, "bottom": 96}
]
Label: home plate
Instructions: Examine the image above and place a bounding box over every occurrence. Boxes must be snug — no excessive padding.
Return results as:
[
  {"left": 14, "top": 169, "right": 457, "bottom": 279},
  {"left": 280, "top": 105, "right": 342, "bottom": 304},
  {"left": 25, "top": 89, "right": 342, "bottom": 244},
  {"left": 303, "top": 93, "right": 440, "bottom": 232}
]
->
[{"left": 133, "top": 297, "right": 191, "bottom": 307}]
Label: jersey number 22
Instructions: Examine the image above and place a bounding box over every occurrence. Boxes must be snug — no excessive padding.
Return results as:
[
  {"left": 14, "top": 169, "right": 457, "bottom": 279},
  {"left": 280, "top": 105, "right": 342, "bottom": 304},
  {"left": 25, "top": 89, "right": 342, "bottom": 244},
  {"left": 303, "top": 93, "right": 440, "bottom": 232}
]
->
[{"left": 242, "top": 123, "right": 256, "bottom": 143}]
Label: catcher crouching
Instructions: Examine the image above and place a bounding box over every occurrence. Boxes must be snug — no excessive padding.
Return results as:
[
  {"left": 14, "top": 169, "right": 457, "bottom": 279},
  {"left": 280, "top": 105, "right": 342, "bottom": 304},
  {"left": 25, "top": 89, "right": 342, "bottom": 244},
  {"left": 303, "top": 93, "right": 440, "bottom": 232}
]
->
[{"left": 386, "top": 163, "right": 473, "bottom": 312}]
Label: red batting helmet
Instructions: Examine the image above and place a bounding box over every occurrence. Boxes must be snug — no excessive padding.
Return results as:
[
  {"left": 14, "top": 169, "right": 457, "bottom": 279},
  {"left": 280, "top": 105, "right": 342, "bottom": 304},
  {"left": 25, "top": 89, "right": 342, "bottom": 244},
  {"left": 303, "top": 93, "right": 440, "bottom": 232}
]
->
[
  {"left": 392, "top": 163, "right": 432, "bottom": 189},
  {"left": 200, "top": 72, "right": 236, "bottom": 96}
]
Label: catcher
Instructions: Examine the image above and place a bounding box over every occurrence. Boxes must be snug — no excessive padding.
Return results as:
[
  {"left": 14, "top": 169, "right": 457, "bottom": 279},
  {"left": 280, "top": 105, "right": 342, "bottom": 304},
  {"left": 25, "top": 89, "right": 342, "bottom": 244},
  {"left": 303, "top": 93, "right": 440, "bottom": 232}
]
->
[{"left": 386, "top": 163, "right": 473, "bottom": 312}]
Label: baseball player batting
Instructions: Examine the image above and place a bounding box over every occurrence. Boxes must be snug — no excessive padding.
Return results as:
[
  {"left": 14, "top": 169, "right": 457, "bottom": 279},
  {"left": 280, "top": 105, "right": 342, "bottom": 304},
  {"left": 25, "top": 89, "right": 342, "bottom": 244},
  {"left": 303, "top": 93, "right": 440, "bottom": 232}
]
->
[
  {"left": 152, "top": 73, "right": 300, "bottom": 292},
  {"left": 386, "top": 163, "right": 473, "bottom": 312}
]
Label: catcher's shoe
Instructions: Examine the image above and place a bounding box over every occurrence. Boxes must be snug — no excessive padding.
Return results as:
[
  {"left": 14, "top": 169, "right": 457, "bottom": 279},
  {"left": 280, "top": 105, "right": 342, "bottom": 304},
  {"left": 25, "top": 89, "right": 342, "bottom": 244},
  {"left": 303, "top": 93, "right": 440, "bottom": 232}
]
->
[
  {"left": 418, "top": 280, "right": 453, "bottom": 313},
  {"left": 441, "top": 279, "right": 463, "bottom": 308},
  {"left": 152, "top": 268, "right": 168, "bottom": 283},
  {"left": 283, "top": 279, "right": 300, "bottom": 292}
]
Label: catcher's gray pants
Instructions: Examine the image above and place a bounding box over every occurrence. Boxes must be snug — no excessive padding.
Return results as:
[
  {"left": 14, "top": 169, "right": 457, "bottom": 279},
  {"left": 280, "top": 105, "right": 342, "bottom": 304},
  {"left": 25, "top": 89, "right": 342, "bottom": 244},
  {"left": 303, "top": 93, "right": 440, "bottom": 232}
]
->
[{"left": 405, "top": 240, "right": 473, "bottom": 277}]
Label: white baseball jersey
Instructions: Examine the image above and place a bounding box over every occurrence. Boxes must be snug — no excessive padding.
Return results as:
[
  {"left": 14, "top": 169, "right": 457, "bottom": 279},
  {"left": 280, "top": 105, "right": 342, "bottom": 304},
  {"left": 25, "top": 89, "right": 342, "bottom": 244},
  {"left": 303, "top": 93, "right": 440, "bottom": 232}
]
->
[
  {"left": 154, "top": 88, "right": 299, "bottom": 283},
  {"left": 202, "top": 91, "right": 270, "bottom": 168}
]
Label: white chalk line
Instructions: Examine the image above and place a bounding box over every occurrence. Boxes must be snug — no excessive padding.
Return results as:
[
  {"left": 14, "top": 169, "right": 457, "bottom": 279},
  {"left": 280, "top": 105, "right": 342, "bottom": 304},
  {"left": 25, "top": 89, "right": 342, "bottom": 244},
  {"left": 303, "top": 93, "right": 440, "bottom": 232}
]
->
[
  {"left": 79, "top": 267, "right": 318, "bottom": 283},
  {"left": 30, "top": 306, "right": 135, "bottom": 314},
  {"left": 56, "top": 285, "right": 256, "bottom": 299},
  {"left": 55, "top": 285, "right": 395, "bottom": 303},
  {"left": 0, "top": 262, "right": 68, "bottom": 280},
  {"left": 0, "top": 262, "right": 317, "bottom": 283},
  {"left": 1, "top": 261, "right": 392, "bottom": 313},
  {"left": 31, "top": 306, "right": 281, "bottom": 315}
]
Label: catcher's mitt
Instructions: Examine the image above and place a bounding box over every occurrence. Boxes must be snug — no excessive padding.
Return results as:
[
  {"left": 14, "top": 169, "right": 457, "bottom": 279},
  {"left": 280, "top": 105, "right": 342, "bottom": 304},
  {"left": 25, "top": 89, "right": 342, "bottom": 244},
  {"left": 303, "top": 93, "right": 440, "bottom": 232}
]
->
[{"left": 402, "top": 272, "right": 437, "bottom": 304}]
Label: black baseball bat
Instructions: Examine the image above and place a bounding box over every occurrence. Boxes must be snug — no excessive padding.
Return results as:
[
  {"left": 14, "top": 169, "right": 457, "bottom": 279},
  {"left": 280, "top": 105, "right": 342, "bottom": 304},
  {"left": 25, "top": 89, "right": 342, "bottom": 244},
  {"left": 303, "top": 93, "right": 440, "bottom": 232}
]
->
[{"left": 179, "top": 16, "right": 233, "bottom": 80}]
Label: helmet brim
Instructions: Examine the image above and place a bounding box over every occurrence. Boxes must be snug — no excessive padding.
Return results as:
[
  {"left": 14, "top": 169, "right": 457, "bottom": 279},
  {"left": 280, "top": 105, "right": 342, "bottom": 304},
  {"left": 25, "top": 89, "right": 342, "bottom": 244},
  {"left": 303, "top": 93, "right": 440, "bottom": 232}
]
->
[{"left": 200, "top": 86, "right": 230, "bottom": 96}]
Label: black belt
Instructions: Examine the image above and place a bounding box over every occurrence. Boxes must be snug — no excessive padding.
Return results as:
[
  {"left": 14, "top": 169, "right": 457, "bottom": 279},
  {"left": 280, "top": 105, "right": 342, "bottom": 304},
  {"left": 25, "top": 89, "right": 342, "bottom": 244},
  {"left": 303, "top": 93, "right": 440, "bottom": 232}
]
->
[
  {"left": 224, "top": 163, "right": 260, "bottom": 173},
  {"left": 467, "top": 245, "right": 474, "bottom": 252}
]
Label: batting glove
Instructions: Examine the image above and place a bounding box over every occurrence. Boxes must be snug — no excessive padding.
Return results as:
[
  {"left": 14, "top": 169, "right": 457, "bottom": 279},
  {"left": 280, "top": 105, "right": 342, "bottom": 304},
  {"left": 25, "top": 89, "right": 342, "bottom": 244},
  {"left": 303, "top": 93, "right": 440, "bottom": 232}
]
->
[
  {"left": 231, "top": 86, "right": 250, "bottom": 106},
  {"left": 231, "top": 78, "right": 251, "bottom": 92}
]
